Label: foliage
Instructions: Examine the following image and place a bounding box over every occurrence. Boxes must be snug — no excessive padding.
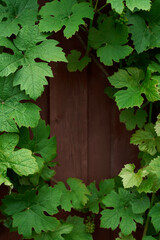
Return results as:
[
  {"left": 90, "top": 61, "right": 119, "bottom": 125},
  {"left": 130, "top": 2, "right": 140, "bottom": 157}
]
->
[{"left": 1, "top": 0, "right": 160, "bottom": 239}]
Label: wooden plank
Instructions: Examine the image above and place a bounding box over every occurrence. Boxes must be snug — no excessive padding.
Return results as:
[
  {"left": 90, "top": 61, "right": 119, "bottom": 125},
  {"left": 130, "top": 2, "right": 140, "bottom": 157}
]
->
[{"left": 49, "top": 61, "right": 88, "bottom": 182}]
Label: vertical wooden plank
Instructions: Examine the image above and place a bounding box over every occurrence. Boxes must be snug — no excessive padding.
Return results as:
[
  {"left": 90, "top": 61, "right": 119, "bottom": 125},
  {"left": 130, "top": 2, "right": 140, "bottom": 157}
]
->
[
  {"left": 49, "top": 62, "right": 88, "bottom": 182},
  {"left": 110, "top": 106, "right": 139, "bottom": 177},
  {"left": 87, "top": 63, "right": 112, "bottom": 183}
]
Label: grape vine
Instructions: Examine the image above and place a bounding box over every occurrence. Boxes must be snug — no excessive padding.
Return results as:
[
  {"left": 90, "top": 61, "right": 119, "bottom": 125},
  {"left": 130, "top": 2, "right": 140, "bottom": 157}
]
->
[{"left": 0, "top": 0, "right": 160, "bottom": 239}]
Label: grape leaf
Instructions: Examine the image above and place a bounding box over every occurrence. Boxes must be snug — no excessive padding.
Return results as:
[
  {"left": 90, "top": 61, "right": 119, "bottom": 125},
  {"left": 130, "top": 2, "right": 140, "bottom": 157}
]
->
[
  {"left": 116, "top": 232, "right": 136, "bottom": 240},
  {"left": 88, "top": 16, "right": 132, "bottom": 66},
  {"left": 33, "top": 223, "right": 73, "bottom": 240},
  {"left": 127, "top": 0, "right": 160, "bottom": 53},
  {"left": 0, "top": 0, "right": 38, "bottom": 37},
  {"left": 64, "top": 216, "right": 93, "bottom": 240},
  {"left": 126, "top": 0, "right": 151, "bottom": 11},
  {"left": 0, "top": 133, "right": 38, "bottom": 182},
  {"left": 107, "top": 0, "right": 124, "bottom": 14},
  {"left": 39, "top": 0, "right": 94, "bottom": 38},
  {"left": 18, "top": 119, "right": 57, "bottom": 183},
  {"left": 86, "top": 179, "right": 115, "bottom": 213},
  {"left": 2, "top": 186, "right": 61, "bottom": 238},
  {"left": 67, "top": 50, "right": 91, "bottom": 72},
  {"left": 119, "top": 164, "right": 146, "bottom": 188},
  {"left": 143, "top": 237, "right": 156, "bottom": 240},
  {"left": 155, "top": 114, "right": 160, "bottom": 136},
  {"left": 0, "top": 170, "right": 12, "bottom": 187},
  {"left": 100, "top": 188, "right": 143, "bottom": 235},
  {"left": 108, "top": 68, "right": 144, "bottom": 109},
  {"left": 108, "top": 0, "right": 151, "bottom": 14},
  {"left": 0, "top": 75, "right": 40, "bottom": 132},
  {"left": 0, "top": 25, "right": 67, "bottom": 100},
  {"left": 120, "top": 108, "right": 147, "bottom": 130},
  {"left": 131, "top": 193, "right": 150, "bottom": 214},
  {"left": 54, "top": 178, "right": 90, "bottom": 211},
  {"left": 149, "top": 203, "right": 160, "bottom": 232},
  {"left": 130, "top": 124, "right": 160, "bottom": 156}
]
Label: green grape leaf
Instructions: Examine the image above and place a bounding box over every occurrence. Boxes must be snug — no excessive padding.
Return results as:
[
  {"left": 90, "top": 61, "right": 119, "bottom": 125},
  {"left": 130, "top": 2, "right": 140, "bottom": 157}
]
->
[
  {"left": 18, "top": 119, "right": 57, "bottom": 183},
  {"left": 149, "top": 203, "right": 160, "bottom": 232},
  {"left": 104, "top": 87, "right": 117, "bottom": 100},
  {"left": 128, "top": 0, "right": 160, "bottom": 53},
  {"left": 126, "top": 0, "right": 151, "bottom": 11},
  {"left": 130, "top": 123, "right": 160, "bottom": 156},
  {"left": 2, "top": 186, "right": 61, "bottom": 238},
  {"left": 108, "top": 0, "right": 151, "bottom": 14},
  {"left": 142, "top": 237, "right": 156, "bottom": 240},
  {"left": 138, "top": 173, "right": 160, "bottom": 193},
  {"left": 119, "top": 164, "right": 146, "bottom": 188},
  {"left": 146, "top": 156, "right": 160, "bottom": 179},
  {"left": 0, "top": 0, "right": 38, "bottom": 37},
  {"left": 18, "top": 119, "right": 57, "bottom": 163},
  {"left": 155, "top": 114, "right": 160, "bottom": 136},
  {"left": 54, "top": 178, "right": 90, "bottom": 211},
  {"left": 108, "top": 68, "right": 144, "bottom": 109},
  {"left": 0, "top": 170, "right": 12, "bottom": 187},
  {"left": 0, "top": 133, "right": 38, "bottom": 182},
  {"left": 120, "top": 108, "right": 147, "bottom": 130},
  {"left": 131, "top": 193, "right": 150, "bottom": 214},
  {"left": 39, "top": 0, "right": 94, "bottom": 38},
  {"left": 67, "top": 50, "right": 91, "bottom": 72},
  {"left": 0, "top": 25, "right": 67, "bottom": 100},
  {"left": 107, "top": 0, "right": 124, "bottom": 14},
  {"left": 88, "top": 17, "right": 132, "bottom": 66},
  {"left": 116, "top": 232, "right": 136, "bottom": 240},
  {"left": 64, "top": 216, "right": 93, "bottom": 240},
  {"left": 100, "top": 188, "right": 143, "bottom": 235},
  {"left": 0, "top": 75, "right": 40, "bottom": 132},
  {"left": 33, "top": 223, "right": 73, "bottom": 240},
  {"left": 87, "top": 179, "right": 115, "bottom": 213}
]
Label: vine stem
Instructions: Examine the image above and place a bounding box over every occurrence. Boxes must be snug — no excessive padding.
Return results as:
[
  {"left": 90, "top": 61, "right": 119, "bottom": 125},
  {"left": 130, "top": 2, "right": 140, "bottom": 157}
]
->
[
  {"left": 94, "top": 0, "right": 99, "bottom": 11},
  {"left": 97, "top": 3, "right": 107, "bottom": 12},
  {"left": 75, "top": 33, "right": 109, "bottom": 77},
  {"left": 142, "top": 193, "right": 155, "bottom": 238}
]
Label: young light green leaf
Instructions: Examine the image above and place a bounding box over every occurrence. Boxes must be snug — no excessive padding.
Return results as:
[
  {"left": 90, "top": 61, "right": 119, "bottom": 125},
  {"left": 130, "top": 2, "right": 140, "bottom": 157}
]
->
[
  {"left": 0, "top": 26, "right": 67, "bottom": 100},
  {"left": 155, "top": 114, "right": 160, "bottom": 136},
  {"left": 0, "top": 75, "right": 40, "bottom": 132},
  {"left": 130, "top": 124, "right": 160, "bottom": 156},
  {"left": 126, "top": 0, "right": 151, "bottom": 11},
  {"left": 39, "top": 0, "right": 94, "bottom": 38},
  {"left": 67, "top": 50, "right": 91, "bottom": 72},
  {"left": 108, "top": 0, "right": 151, "bottom": 14},
  {"left": 119, "top": 164, "right": 146, "bottom": 188},
  {"left": 0, "top": 133, "right": 38, "bottom": 182},
  {"left": 2, "top": 186, "right": 61, "bottom": 238},
  {"left": 89, "top": 17, "right": 132, "bottom": 66},
  {"left": 107, "top": 0, "right": 124, "bottom": 14},
  {"left": 0, "top": 0, "right": 38, "bottom": 37},
  {"left": 120, "top": 108, "right": 147, "bottom": 130},
  {"left": 100, "top": 189, "right": 143, "bottom": 235}
]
